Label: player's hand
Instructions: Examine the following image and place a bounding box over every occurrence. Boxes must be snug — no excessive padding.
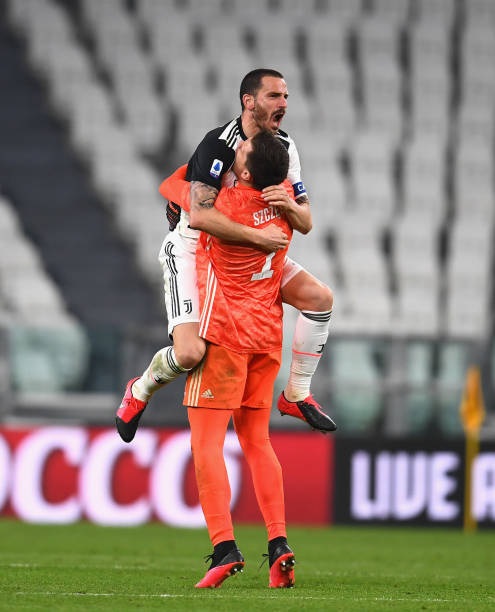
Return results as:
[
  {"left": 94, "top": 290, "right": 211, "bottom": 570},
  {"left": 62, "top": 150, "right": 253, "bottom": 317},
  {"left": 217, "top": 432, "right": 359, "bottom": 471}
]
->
[
  {"left": 254, "top": 223, "right": 289, "bottom": 253},
  {"left": 261, "top": 185, "right": 296, "bottom": 212}
]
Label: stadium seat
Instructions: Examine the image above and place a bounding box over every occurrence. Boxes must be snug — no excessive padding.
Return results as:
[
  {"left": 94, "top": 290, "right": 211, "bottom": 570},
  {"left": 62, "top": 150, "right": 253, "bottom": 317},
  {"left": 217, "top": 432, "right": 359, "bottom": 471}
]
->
[
  {"left": 339, "top": 242, "right": 391, "bottom": 331},
  {"left": 44, "top": 45, "right": 95, "bottom": 119},
  {"left": 349, "top": 130, "right": 397, "bottom": 226},
  {"left": 328, "top": 0, "right": 364, "bottom": 26},
  {"left": 455, "top": 96, "right": 495, "bottom": 150},
  {"left": 392, "top": 210, "right": 440, "bottom": 275},
  {"left": 302, "top": 148, "right": 349, "bottom": 227},
  {"left": 360, "top": 53, "right": 403, "bottom": 145},
  {"left": 304, "top": 16, "right": 348, "bottom": 64},
  {"left": 460, "top": 19, "right": 495, "bottom": 83},
  {"left": 80, "top": 0, "right": 126, "bottom": 34},
  {"left": 372, "top": 0, "right": 411, "bottom": 26},
  {"left": 69, "top": 83, "right": 119, "bottom": 160},
  {"left": 288, "top": 232, "right": 336, "bottom": 293},
  {"left": 312, "top": 59, "right": 356, "bottom": 150},
  {"left": 415, "top": 0, "right": 456, "bottom": 25},
  {"left": 9, "top": 323, "right": 90, "bottom": 392},
  {"left": 464, "top": 0, "right": 495, "bottom": 24},
  {"left": 330, "top": 338, "right": 383, "bottom": 433},
  {"left": 228, "top": 0, "right": 270, "bottom": 19},
  {"left": 408, "top": 61, "right": 451, "bottom": 143},
  {"left": 394, "top": 285, "right": 440, "bottom": 337},
  {"left": 358, "top": 14, "right": 401, "bottom": 61},
  {"left": 201, "top": 19, "right": 255, "bottom": 99},
  {"left": 444, "top": 233, "right": 492, "bottom": 340},
  {"left": 453, "top": 141, "right": 493, "bottom": 209},
  {"left": 403, "top": 341, "right": 435, "bottom": 432},
  {"left": 251, "top": 16, "right": 299, "bottom": 65},
  {"left": 0, "top": 193, "right": 78, "bottom": 329},
  {"left": 401, "top": 135, "right": 447, "bottom": 225},
  {"left": 436, "top": 341, "right": 469, "bottom": 435}
]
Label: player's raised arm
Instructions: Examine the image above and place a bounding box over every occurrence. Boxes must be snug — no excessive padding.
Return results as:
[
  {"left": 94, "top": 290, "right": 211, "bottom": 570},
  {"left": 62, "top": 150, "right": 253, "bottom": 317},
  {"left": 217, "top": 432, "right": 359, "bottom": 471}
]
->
[
  {"left": 261, "top": 184, "right": 312, "bottom": 235},
  {"left": 188, "top": 180, "right": 289, "bottom": 253},
  {"left": 159, "top": 164, "right": 190, "bottom": 212}
]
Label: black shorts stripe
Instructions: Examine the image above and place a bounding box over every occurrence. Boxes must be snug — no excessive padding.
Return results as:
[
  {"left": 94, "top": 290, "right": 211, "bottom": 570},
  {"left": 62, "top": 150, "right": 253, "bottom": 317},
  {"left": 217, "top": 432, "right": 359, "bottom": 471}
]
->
[{"left": 163, "top": 242, "right": 180, "bottom": 318}]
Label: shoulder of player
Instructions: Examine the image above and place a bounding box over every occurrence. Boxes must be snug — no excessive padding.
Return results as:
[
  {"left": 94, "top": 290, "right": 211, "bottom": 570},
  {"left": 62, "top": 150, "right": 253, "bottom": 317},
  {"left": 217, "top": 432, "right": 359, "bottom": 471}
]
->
[
  {"left": 200, "top": 118, "right": 239, "bottom": 152},
  {"left": 188, "top": 119, "right": 239, "bottom": 183},
  {"left": 276, "top": 128, "right": 297, "bottom": 151}
]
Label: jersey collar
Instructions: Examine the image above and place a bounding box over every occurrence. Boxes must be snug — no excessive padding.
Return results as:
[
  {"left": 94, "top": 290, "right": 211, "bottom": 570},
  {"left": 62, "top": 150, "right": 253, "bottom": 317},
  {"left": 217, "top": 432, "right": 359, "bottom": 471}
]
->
[{"left": 237, "top": 116, "right": 247, "bottom": 141}]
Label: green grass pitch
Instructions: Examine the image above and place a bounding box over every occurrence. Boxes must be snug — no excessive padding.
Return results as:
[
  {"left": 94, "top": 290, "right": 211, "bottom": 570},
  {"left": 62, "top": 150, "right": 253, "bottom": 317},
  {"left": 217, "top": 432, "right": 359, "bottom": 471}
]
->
[{"left": 0, "top": 520, "right": 494, "bottom": 611}]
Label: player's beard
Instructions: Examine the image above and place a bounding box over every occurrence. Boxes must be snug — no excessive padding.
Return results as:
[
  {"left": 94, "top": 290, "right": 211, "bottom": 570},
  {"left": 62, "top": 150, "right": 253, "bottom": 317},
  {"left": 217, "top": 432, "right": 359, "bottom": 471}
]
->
[{"left": 252, "top": 103, "right": 283, "bottom": 134}]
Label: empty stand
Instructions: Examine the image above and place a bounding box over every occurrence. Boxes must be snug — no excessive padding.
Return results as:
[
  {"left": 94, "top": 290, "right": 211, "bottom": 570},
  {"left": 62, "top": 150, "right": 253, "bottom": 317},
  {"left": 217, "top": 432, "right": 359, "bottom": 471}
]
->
[
  {"left": 358, "top": 14, "right": 403, "bottom": 146},
  {"left": 372, "top": 0, "right": 411, "bottom": 25},
  {"left": 0, "top": 6, "right": 163, "bottom": 326},
  {"left": 0, "top": 0, "right": 493, "bottom": 433},
  {"left": 400, "top": 134, "right": 448, "bottom": 224},
  {"left": 3, "top": 0, "right": 491, "bottom": 351}
]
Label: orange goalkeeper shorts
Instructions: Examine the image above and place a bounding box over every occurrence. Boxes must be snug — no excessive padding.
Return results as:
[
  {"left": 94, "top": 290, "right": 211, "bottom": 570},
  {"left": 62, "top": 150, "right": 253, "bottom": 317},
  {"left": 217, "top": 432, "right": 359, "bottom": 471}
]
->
[{"left": 184, "top": 343, "right": 282, "bottom": 409}]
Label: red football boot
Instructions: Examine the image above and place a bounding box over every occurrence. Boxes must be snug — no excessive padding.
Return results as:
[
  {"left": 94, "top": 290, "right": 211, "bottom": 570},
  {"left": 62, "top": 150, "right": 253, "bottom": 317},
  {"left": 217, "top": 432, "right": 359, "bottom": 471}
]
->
[
  {"left": 115, "top": 377, "right": 147, "bottom": 443},
  {"left": 277, "top": 392, "right": 337, "bottom": 433},
  {"left": 268, "top": 543, "right": 296, "bottom": 588},
  {"left": 195, "top": 549, "right": 245, "bottom": 588}
]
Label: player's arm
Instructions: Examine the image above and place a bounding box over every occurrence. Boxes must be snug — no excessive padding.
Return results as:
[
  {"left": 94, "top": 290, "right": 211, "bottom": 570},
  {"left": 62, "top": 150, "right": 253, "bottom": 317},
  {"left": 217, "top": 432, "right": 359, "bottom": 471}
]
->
[
  {"left": 188, "top": 181, "right": 289, "bottom": 253},
  {"left": 159, "top": 164, "right": 190, "bottom": 212},
  {"left": 264, "top": 138, "right": 312, "bottom": 234},
  {"left": 261, "top": 184, "right": 313, "bottom": 234}
]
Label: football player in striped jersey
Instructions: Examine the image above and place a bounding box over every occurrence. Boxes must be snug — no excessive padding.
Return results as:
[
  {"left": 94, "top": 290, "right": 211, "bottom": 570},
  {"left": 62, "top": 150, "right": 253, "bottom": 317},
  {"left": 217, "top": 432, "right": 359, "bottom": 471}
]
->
[{"left": 116, "top": 69, "right": 335, "bottom": 443}]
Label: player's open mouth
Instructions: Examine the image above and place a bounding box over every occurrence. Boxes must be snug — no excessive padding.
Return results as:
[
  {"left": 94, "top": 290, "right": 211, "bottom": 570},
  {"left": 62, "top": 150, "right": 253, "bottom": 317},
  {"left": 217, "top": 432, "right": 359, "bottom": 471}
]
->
[{"left": 273, "top": 111, "right": 285, "bottom": 123}]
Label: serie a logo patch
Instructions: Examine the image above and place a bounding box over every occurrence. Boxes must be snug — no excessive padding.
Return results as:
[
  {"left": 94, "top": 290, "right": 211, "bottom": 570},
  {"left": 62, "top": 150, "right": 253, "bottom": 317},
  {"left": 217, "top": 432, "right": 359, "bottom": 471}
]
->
[{"left": 209, "top": 159, "right": 223, "bottom": 178}]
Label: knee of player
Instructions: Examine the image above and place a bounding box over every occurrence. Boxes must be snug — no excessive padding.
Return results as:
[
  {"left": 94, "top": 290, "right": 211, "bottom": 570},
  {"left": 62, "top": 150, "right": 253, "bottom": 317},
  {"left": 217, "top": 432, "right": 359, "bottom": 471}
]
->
[
  {"left": 174, "top": 338, "right": 206, "bottom": 369},
  {"left": 309, "top": 283, "right": 333, "bottom": 312}
]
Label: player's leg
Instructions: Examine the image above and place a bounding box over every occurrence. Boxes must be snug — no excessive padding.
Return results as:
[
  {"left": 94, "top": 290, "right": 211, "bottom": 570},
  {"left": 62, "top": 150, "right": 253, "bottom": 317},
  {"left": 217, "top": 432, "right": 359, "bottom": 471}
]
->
[
  {"left": 233, "top": 351, "right": 295, "bottom": 588},
  {"left": 188, "top": 407, "right": 235, "bottom": 545},
  {"left": 116, "top": 233, "right": 205, "bottom": 443},
  {"left": 234, "top": 406, "right": 285, "bottom": 540},
  {"left": 185, "top": 344, "right": 247, "bottom": 588},
  {"left": 188, "top": 406, "right": 245, "bottom": 588},
  {"left": 278, "top": 259, "right": 337, "bottom": 433}
]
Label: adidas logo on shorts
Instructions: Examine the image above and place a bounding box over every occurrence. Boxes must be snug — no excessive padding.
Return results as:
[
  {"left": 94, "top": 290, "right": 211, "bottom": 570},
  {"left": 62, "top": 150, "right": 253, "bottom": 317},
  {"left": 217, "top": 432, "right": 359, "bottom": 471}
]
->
[{"left": 201, "top": 389, "right": 214, "bottom": 399}]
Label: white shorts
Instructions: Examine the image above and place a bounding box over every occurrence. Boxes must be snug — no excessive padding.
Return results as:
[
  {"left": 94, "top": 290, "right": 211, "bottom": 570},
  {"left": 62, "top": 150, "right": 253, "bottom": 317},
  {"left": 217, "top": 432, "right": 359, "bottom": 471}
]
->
[
  {"left": 158, "top": 230, "right": 200, "bottom": 337},
  {"left": 159, "top": 231, "right": 304, "bottom": 337}
]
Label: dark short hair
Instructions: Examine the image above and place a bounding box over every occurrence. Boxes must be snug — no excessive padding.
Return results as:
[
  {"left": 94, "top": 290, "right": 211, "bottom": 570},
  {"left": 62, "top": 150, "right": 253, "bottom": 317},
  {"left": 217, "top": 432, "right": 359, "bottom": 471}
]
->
[
  {"left": 246, "top": 131, "right": 289, "bottom": 191},
  {"left": 239, "top": 68, "right": 284, "bottom": 110}
]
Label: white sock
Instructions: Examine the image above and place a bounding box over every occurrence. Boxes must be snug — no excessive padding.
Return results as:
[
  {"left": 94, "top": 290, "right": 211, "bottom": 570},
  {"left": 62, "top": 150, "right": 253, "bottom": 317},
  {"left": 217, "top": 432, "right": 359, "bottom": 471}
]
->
[
  {"left": 284, "top": 310, "right": 331, "bottom": 402},
  {"left": 132, "top": 346, "right": 189, "bottom": 402}
]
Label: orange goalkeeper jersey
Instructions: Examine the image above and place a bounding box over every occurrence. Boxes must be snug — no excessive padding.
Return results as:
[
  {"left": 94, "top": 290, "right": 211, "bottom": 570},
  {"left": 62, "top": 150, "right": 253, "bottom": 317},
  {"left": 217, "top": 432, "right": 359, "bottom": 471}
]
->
[{"left": 197, "top": 182, "right": 293, "bottom": 353}]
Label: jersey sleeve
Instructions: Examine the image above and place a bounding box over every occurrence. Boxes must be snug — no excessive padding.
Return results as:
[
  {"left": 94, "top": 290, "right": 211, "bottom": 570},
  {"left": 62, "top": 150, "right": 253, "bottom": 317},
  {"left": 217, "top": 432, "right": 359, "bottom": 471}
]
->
[
  {"left": 185, "top": 129, "right": 235, "bottom": 190},
  {"left": 287, "top": 139, "right": 307, "bottom": 200},
  {"left": 158, "top": 164, "right": 190, "bottom": 212}
]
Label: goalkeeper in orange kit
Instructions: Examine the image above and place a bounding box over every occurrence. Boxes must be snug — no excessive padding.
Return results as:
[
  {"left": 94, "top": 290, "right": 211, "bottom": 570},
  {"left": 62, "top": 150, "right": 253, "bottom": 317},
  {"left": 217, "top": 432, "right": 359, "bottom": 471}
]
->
[{"left": 183, "top": 131, "right": 297, "bottom": 588}]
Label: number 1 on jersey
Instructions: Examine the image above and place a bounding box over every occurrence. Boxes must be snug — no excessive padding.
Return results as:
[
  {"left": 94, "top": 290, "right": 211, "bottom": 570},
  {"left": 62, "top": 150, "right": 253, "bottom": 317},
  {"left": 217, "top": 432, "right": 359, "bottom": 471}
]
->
[{"left": 251, "top": 252, "right": 275, "bottom": 281}]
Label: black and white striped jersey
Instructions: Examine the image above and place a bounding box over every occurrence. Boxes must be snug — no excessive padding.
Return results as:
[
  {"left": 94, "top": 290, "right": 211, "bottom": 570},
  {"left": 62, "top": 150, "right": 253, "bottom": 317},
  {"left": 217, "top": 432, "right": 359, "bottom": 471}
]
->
[{"left": 185, "top": 116, "right": 307, "bottom": 199}]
